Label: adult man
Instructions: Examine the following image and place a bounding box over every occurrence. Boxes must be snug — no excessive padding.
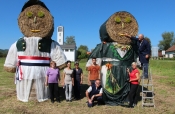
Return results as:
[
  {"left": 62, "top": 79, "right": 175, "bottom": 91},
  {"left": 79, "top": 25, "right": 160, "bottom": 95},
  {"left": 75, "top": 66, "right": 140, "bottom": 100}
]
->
[
  {"left": 85, "top": 79, "right": 103, "bottom": 107},
  {"left": 125, "top": 34, "right": 151, "bottom": 79},
  {"left": 87, "top": 57, "right": 101, "bottom": 85}
]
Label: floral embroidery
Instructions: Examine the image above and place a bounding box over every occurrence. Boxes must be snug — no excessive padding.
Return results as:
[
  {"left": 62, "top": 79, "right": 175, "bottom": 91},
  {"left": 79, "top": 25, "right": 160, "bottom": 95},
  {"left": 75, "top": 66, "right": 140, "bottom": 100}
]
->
[
  {"left": 114, "top": 43, "right": 131, "bottom": 51},
  {"left": 109, "top": 44, "right": 133, "bottom": 60}
]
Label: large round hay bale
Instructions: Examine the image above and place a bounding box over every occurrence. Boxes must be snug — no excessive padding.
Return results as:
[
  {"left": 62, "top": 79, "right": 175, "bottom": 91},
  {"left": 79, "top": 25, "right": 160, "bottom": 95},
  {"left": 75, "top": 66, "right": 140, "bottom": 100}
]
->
[
  {"left": 100, "top": 11, "right": 139, "bottom": 44},
  {"left": 18, "top": 5, "right": 54, "bottom": 38}
]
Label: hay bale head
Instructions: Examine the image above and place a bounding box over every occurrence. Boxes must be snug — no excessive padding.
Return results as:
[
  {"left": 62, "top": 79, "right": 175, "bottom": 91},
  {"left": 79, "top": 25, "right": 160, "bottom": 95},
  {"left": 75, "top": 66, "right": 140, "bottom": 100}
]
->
[
  {"left": 18, "top": 2, "right": 54, "bottom": 38},
  {"left": 100, "top": 11, "right": 138, "bottom": 44}
]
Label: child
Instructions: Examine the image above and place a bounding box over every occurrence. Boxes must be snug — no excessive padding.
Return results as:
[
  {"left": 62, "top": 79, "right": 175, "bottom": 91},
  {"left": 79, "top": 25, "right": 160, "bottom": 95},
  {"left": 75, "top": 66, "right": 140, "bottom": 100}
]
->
[{"left": 45, "top": 61, "right": 60, "bottom": 103}]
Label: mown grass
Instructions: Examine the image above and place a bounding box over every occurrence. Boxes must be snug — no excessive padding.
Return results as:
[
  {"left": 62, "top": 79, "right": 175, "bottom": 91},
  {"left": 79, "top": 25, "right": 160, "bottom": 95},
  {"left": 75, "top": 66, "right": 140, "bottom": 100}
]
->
[
  {"left": 0, "top": 58, "right": 175, "bottom": 114},
  {"left": 149, "top": 60, "right": 175, "bottom": 86},
  {"left": 0, "top": 58, "right": 16, "bottom": 102}
]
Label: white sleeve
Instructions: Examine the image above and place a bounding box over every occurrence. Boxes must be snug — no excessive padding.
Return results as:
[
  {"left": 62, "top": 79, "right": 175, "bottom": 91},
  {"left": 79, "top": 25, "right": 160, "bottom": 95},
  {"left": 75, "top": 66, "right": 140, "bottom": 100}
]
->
[
  {"left": 86, "top": 59, "right": 92, "bottom": 67},
  {"left": 87, "top": 86, "right": 92, "bottom": 93},
  {"left": 4, "top": 42, "right": 17, "bottom": 68},
  {"left": 100, "top": 88, "right": 103, "bottom": 94},
  {"left": 50, "top": 41, "right": 67, "bottom": 66}
]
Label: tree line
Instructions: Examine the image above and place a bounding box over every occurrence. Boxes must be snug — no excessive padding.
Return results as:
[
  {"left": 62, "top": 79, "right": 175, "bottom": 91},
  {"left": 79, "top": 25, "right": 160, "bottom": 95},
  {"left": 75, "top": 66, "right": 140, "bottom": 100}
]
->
[
  {"left": 158, "top": 32, "right": 175, "bottom": 50},
  {"left": 1, "top": 32, "right": 174, "bottom": 59},
  {"left": 0, "top": 49, "right": 8, "bottom": 57},
  {"left": 65, "top": 31, "right": 175, "bottom": 60}
]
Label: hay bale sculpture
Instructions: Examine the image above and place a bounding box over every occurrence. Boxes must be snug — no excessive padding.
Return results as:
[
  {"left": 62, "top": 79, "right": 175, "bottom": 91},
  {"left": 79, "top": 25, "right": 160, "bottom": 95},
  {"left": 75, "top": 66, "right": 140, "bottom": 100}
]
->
[
  {"left": 86, "top": 11, "right": 139, "bottom": 105},
  {"left": 4, "top": 0, "right": 67, "bottom": 102}
]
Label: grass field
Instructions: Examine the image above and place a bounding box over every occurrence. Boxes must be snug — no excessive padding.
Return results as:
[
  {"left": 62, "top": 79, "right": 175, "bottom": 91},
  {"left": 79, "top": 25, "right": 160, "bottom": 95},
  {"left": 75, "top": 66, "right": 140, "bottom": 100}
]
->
[{"left": 0, "top": 58, "right": 175, "bottom": 114}]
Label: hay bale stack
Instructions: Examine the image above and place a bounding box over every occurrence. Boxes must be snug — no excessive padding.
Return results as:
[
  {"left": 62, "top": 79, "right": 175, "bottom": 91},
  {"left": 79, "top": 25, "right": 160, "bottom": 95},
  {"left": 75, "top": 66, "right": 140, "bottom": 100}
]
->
[
  {"left": 18, "top": 5, "right": 54, "bottom": 38},
  {"left": 100, "top": 11, "right": 139, "bottom": 45}
]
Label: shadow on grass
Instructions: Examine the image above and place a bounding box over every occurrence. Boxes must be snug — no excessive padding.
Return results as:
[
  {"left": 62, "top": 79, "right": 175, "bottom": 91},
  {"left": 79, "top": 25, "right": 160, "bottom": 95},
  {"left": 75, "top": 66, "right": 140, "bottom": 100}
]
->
[
  {"left": 58, "top": 84, "right": 89, "bottom": 101},
  {"left": 57, "top": 84, "right": 155, "bottom": 106}
]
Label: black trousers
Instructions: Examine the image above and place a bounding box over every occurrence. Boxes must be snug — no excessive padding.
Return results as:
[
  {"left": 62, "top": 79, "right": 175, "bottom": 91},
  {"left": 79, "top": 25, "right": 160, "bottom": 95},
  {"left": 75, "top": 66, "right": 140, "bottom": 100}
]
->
[
  {"left": 74, "top": 80, "right": 81, "bottom": 99},
  {"left": 88, "top": 96, "right": 103, "bottom": 107},
  {"left": 49, "top": 83, "right": 59, "bottom": 101},
  {"left": 128, "top": 84, "right": 138, "bottom": 106}
]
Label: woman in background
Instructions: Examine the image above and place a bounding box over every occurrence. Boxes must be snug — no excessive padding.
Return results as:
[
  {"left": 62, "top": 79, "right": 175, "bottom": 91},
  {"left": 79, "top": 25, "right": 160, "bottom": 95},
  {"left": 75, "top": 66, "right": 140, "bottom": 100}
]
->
[
  {"left": 45, "top": 61, "right": 60, "bottom": 103},
  {"left": 127, "top": 62, "right": 140, "bottom": 108},
  {"left": 63, "top": 60, "right": 74, "bottom": 102}
]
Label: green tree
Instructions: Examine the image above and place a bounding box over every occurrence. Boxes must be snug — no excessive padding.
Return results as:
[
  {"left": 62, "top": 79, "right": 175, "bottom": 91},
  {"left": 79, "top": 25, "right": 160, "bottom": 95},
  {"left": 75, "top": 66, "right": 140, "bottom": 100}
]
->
[
  {"left": 0, "top": 52, "right": 3, "bottom": 57},
  {"left": 78, "top": 45, "right": 88, "bottom": 52},
  {"left": 77, "top": 45, "right": 89, "bottom": 59},
  {"left": 145, "top": 36, "right": 151, "bottom": 46},
  {"left": 158, "top": 32, "right": 175, "bottom": 50},
  {"left": 64, "top": 36, "right": 76, "bottom": 45},
  {"left": 144, "top": 36, "right": 152, "bottom": 56},
  {"left": 3, "top": 53, "right": 7, "bottom": 57}
]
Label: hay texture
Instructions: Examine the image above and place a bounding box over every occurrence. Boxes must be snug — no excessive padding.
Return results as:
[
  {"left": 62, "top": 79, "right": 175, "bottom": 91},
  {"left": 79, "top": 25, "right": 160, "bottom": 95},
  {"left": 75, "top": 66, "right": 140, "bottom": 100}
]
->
[
  {"left": 18, "top": 5, "right": 54, "bottom": 38},
  {"left": 57, "top": 63, "right": 67, "bottom": 70},
  {"left": 106, "top": 11, "right": 138, "bottom": 44},
  {"left": 4, "top": 66, "right": 16, "bottom": 73}
]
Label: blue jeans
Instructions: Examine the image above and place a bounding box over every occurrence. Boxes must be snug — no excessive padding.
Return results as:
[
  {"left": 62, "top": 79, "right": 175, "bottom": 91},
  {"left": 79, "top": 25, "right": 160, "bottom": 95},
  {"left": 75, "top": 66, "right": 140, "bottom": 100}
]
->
[
  {"left": 142, "top": 63, "right": 149, "bottom": 78},
  {"left": 65, "top": 84, "right": 72, "bottom": 100}
]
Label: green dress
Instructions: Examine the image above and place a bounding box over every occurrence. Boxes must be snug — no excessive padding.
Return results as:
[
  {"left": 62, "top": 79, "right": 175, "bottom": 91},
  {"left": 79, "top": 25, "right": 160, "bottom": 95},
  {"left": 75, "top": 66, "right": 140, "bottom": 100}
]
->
[{"left": 88, "top": 42, "right": 138, "bottom": 105}]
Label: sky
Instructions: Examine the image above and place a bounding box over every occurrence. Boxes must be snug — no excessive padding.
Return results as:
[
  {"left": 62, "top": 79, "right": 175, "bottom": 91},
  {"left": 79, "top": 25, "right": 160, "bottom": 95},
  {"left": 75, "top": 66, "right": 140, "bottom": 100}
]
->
[{"left": 0, "top": 0, "right": 175, "bottom": 51}]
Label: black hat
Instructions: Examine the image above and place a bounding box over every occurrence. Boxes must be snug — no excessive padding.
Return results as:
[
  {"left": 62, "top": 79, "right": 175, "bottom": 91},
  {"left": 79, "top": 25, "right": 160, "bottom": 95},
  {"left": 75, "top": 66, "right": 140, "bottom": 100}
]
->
[{"left": 21, "top": 0, "right": 50, "bottom": 12}]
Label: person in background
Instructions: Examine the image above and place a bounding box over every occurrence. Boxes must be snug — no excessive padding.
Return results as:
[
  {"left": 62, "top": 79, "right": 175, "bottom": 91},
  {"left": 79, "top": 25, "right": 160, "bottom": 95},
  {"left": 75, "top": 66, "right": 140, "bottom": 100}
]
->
[
  {"left": 127, "top": 62, "right": 140, "bottom": 108},
  {"left": 87, "top": 57, "right": 101, "bottom": 85},
  {"left": 125, "top": 33, "right": 151, "bottom": 79},
  {"left": 85, "top": 79, "right": 103, "bottom": 107},
  {"left": 63, "top": 60, "right": 74, "bottom": 102},
  {"left": 45, "top": 61, "right": 60, "bottom": 103},
  {"left": 73, "top": 61, "right": 83, "bottom": 100}
]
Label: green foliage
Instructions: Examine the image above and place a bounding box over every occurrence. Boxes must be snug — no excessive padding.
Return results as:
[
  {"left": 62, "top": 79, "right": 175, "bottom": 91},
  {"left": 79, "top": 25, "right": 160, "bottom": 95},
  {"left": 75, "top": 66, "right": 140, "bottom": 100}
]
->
[
  {"left": 158, "top": 32, "right": 175, "bottom": 50},
  {"left": 0, "top": 52, "right": 3, "bottom": 57},
  {"left": 77, "top": 45, "right": 89, "bottom": 60},
  {"left": 78, "top": 51, "right": 87, "bottom": 59},
  {"left": 144, "top": 37, "right": 152, "bottom": 56},
  {"left": 115, "top": 16, "right": 121, "bottom": 23},
  {"left": 0, "top": 49, "right": 8, "bottom": 57},
  {"left": 78, "top": 45, "right": 88, "bottom": 52},
  {"left": 26, "top": 11, "right": 33, "bottom": 18},
  {"left": 145, "top": 37, "right": 151, "bottom": 45},
  {"left": 38, "top": 11, "right": 45, "bottom": 18},
  {"left": 79, "top": 58, "right": 88, "bottom": 63},
  {"left": 64, "top": 36, "right": 76, "bottom": 45}
]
